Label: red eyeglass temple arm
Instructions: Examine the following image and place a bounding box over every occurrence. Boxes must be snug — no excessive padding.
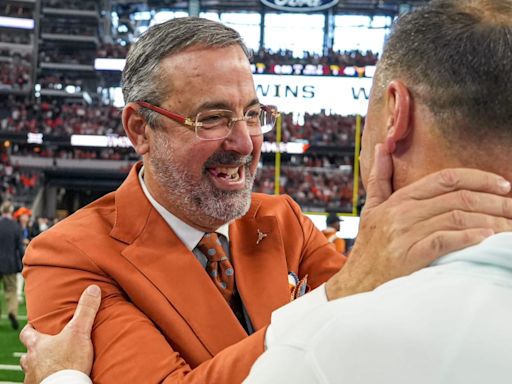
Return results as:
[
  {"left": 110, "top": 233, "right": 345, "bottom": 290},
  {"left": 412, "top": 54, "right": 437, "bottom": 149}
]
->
[
  {"left": 136, "top": 100, "right": 278, "bottom": 124},
  {"left": 135, "top": 100, "right": 193, "bottom": 126}
]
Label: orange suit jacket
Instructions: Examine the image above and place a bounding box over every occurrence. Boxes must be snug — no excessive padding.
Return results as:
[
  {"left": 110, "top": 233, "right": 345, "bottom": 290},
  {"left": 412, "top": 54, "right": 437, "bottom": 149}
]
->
[{"left": 24, "top": 163, "right": 345, "bottom": 383}]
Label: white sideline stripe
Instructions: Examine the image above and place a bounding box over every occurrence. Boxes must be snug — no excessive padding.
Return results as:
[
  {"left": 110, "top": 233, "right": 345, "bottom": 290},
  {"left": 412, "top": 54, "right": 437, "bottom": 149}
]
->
[
  {"left": 0, "top": 364, "right": 22, "bottom": 371},
  {"left": 12, "top": 352, "right": 26, "bottom": 358},
  {"left": 0, "top": 381, "right": 22, "bottom": 384},
  {"left": 0, "top": 315, "right": 27, "bottom": 320}
]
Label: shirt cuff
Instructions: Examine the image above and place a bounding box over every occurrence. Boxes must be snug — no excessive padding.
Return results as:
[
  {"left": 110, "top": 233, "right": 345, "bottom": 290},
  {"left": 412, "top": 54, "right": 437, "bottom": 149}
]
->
[
  {"left": 41, "top": 370, "right": 92, "bottom": 384},
  {"left": 264, "top": 283, "right": 328, "bottom": 349}
]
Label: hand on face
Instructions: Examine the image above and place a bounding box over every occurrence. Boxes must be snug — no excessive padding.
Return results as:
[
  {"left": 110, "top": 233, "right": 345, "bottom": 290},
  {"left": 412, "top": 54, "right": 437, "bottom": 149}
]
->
[
  {"left": 20, "top": 285, "right": 101, "bottom": 384},
  {"left": 326, "top": 144, "right": 512, "bottom": 300}
]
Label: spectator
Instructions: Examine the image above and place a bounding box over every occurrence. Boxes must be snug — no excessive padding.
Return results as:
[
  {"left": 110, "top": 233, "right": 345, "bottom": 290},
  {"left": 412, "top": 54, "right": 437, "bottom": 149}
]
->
[
  {"left": 14, "top": 206, "right": 32, "bottom": 302},
  {"left": 0, "top": 200, "right": 24, "bottom": 330},
  {"left": 322, "top": 212, "right": 346, "bottom": 254}
]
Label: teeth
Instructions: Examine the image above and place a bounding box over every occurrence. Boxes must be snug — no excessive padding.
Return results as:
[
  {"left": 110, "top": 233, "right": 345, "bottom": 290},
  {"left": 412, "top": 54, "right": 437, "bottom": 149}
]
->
[
  {"left": 217, "top": 167, "right": 239, "bottom": 176},
  {"left": 209, "top": 166, "right": 241, "bottom": 182}
]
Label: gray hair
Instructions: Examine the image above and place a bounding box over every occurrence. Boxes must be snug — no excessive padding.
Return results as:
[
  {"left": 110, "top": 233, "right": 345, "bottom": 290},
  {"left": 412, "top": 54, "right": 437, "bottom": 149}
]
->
[
  {"left": 122, "top": 17, "right": 251, "bottom": 129},
  {"left": 375, "top": 0, "right": 512, "bottom": 146}
]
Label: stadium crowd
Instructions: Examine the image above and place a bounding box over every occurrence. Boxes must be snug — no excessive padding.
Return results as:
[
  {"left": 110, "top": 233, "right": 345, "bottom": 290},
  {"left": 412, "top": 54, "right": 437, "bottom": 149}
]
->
[
  {"left": 267, "top": 112, "right": 359, "bottom": 146},
  {"left": 0, "top": 3, "right": 33, "bottom": 18},
  {"left": 96, "top": 43, "right": 130, "bottom": 59},
  {"left": 0, "top": 54, "right": 32, "bottom": 92},
  {"left": 94, "top": 43, "right": 379, "bottom": 68},
  {"left": 41, "top": 24, "right": 97, "bottom": 37},
  {"left": 39, "top": 50, "right": 94, "bottom": 66},
  {"left": 253, "top": 165, "right": 357, "bottom": 211},
  {"left": 0, "top": 99, "right": 124, "bottom": 136},
  {"left": 13, "top": 146, "right": 137, "bottom": 162},
  {"left": 0, "top": 149, "right": 39, "bottom": 206},
  {"left": 41, "top": 0, "right": 97, "bottom": 11},
  {"left": 0, "top": 30, "right": 32, "bottom": 45},
  {"left": 36, "top": 73, "right": 87, "bottom": 92},
  {"left": 0, "top": 99, "right": 357, "bottom": 146},
  {"left": 252, "top": 47, "right": 378, "bottom": 68}
]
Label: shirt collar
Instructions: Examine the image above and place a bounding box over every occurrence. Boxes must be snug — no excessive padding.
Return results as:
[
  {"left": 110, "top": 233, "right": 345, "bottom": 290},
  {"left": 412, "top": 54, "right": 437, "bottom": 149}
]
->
[
  {"left": 432, "top": 232, "right": 512, "bottom": 271},
  {"left": 138, "top": 166, "right": 230, "bottom": 251}
]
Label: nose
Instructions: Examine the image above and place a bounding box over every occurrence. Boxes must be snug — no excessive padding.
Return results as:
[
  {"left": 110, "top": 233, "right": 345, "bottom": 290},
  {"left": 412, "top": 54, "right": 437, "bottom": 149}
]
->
[{"left": 221, "top": 119, "right": 254, "bottom": 156}]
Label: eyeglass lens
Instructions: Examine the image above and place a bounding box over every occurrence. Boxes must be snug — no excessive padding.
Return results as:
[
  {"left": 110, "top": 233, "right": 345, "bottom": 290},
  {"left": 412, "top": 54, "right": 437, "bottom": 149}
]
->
[{"left": 195, "top": 107, "right": 276, "bottom": 140}]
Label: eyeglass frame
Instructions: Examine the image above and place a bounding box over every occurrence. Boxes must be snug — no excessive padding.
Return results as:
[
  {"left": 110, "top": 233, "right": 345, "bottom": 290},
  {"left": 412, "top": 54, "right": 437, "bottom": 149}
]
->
[{"left": 135, "top": 100, "right": 279, "bottom": 141}]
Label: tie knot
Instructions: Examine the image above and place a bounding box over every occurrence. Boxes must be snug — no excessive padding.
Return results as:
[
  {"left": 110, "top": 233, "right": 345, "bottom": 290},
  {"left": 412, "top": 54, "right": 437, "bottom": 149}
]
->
[{"left": 197, "top": 232, "right": 227, "bottom": 262}]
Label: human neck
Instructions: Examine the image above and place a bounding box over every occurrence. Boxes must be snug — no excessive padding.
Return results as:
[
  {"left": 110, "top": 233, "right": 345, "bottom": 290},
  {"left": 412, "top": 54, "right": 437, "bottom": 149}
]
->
[{"left": 392, "top": 146, "right": 512, "bottom": 199}]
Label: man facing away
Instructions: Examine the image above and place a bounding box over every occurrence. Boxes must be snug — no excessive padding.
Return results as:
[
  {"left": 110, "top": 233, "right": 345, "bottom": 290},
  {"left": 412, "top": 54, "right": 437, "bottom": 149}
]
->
[
  {"left": 0, "top": 201, "right": 24, "bottom": 330},
  {"left": 245, "top": 0, "right": 512, "bottom": 382},
  {"left": 20, "top": 10, "right": 512, "bottom": 384}
]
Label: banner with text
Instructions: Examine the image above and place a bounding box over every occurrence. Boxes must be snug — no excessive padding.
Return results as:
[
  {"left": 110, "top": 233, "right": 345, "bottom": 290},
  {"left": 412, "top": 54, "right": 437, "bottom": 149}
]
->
[{"left": 254, "top": 74, "right": 373, "bottom": 115}]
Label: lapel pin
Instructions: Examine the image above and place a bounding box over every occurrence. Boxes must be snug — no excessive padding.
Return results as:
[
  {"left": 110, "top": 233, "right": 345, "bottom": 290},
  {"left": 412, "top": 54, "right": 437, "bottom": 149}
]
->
[{"left": 256, "top": 229, "right": 268, "bottom": 245}]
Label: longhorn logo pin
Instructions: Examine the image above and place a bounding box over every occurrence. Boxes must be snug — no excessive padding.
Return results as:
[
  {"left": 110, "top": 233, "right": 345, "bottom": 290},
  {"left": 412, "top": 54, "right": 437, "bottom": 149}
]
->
[{"left": 256, "top": 229, "right": 268, "bottom": 245}]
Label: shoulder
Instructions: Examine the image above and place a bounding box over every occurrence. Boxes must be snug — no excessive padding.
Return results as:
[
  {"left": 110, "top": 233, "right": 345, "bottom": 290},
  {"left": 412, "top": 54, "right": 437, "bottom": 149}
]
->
[
  {"left": 250, "top": 193, "right": 301, "bottom": 216},
  {"left": 28, "top": 192, "right": 117, "bottom": 257},
  {"left": 0, "top": 218, "right": 19, "bottom": 231}
]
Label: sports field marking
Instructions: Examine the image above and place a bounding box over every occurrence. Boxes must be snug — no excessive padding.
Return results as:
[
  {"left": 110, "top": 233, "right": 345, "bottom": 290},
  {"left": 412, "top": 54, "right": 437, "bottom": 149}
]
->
[
  {"left": 0, "top": 365, "right": 22, "bottom": 371},
  {"left": 0, "top": 315, "right": 27, "bottom": 321}
]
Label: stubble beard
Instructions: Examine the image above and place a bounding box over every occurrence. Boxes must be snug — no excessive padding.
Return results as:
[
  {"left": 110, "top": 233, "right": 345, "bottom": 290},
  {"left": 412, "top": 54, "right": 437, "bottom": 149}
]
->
[{"left": 149, "top": 131, "right": 255, "bottom": 226}]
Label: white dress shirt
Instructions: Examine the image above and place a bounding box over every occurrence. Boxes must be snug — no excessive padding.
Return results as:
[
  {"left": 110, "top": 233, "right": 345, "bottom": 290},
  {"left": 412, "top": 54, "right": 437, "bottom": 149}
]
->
[{"left": 245, "top": 232, "right": 512, "bottom": 384}]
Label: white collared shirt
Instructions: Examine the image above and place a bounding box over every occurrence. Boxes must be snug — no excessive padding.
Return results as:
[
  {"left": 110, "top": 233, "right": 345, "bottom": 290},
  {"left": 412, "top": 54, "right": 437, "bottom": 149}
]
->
[
  {"left": 138, "top": 166, "right": 230, "bottom": 267},
  {"left": 245, "top": 232, "right": 512, "bottom": 384}
]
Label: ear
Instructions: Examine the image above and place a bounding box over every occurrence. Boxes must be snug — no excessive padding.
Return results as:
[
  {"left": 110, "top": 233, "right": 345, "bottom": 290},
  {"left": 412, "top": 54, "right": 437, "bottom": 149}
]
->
[
  {"left": 122, "top": 102, "right": 150, "bottom": 156},
  {"left": 383, "top": 80, "right": 412, "bottom": 154}
]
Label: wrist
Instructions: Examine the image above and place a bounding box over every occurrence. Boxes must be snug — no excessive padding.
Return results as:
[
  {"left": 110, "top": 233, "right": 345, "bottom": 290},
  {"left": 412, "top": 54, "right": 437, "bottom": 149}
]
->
[
  {"left": 325, "top": 260, "right": 374, "bottom": 301},
  {"left": 325, "top": 271, "right": 357, "bottom": 301}
]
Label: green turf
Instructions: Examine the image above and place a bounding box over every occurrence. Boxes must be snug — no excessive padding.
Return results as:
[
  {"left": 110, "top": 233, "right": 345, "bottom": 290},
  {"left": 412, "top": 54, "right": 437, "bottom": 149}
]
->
[{"left": 0, "top": 284, "right": 26, "bottom": 383}]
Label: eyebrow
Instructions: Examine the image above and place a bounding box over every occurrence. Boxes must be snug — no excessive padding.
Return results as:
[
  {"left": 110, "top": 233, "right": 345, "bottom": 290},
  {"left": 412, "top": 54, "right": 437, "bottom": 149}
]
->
[{"left": 192, "top": 98, "right": 260, "bottom": 114}]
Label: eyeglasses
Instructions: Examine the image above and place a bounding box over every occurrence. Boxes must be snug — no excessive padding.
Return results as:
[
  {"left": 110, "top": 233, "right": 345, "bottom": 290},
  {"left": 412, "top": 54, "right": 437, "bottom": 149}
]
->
[{"left": 136, "top": 100, "right": 280, "bottom": 141}]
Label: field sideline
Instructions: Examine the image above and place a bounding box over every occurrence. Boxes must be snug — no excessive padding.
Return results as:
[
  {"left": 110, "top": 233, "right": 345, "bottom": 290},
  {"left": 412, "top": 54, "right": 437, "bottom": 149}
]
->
[{"left": 0, "top": 286, "right": 26, "bottom": 384}]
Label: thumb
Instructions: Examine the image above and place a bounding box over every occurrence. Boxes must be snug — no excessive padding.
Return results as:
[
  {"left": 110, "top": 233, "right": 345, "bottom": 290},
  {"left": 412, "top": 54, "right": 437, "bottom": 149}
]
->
[
  {"left": 363, "top": 144, "right": 393, "bottom": 210},
  {"left": 64, "top": 285, "right": 101, "bottom": 337},
  {"left": 19, "top": 323, "right": 38, "bottom": 349}
]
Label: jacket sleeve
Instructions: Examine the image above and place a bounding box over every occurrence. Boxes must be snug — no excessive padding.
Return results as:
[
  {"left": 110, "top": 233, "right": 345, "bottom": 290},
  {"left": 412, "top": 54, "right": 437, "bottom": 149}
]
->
[{"left": 24, "top": 232, "right": 265, "bottom": 384}]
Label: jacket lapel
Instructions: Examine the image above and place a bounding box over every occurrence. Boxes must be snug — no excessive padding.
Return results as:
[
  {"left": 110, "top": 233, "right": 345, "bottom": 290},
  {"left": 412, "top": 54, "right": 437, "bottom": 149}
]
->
[
  {"left": 229, "top": 201, "right": 291, "bottom": 330},
  {"left": 110, "top": 163, "right": 247, "bottom": 357}
]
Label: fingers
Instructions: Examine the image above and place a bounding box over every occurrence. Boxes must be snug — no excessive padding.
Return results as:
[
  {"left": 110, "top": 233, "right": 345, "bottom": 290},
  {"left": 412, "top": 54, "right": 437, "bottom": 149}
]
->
[
  {"left": 363, "top": 144, "right": 394, "bottom": 210},
  {"left": 398, "top": 168, "right": 511, "bottom": 200},
  {"left": 65, "top": 285, "right": 101, "bottom": 337},
  {"left": 408, "top": 228, "right": 495, "bottom": 264},
  {"left": 19, "top": 353, "right": 27, "bottom": 372},
  {"left": 19, "top": 324, "right": 38, "bottom": 349},
  {"left": 409, "top": 191, "right": 512, "bottom": 222},
  {"left": 418, "top": 211, "right": 512, "bottom": 237}
]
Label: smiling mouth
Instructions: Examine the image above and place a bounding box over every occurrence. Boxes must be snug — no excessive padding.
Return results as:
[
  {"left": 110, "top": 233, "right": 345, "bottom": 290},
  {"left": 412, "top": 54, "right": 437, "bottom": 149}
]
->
[
  {"left": 206, "top": 164, "right": 248, "bottom": 191},
  {"left": 208, "top": 166, "right": 242, "bottom": 182}
]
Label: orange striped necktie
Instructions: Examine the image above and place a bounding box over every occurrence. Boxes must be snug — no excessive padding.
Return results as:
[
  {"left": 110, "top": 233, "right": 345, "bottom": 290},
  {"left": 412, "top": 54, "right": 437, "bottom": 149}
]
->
[{"left": 197, "top": 232, "right": 235, "bottom": 303}]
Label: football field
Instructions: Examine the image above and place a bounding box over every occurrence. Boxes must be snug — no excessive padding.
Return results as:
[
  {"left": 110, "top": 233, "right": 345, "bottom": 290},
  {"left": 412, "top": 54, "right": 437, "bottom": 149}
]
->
[{"left": 0, "top": 286, "right": 26, "bottom": 384}]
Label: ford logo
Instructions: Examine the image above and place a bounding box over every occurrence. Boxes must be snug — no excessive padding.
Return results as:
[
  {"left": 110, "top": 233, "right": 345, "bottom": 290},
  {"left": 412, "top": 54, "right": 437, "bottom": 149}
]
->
[{"left": 261, "top": 0, "right": 339, "bottom": 12}]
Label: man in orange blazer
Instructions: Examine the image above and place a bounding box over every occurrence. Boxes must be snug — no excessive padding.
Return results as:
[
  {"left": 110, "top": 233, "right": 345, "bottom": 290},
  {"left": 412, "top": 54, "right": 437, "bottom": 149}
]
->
[
  {"left": 25, "top": 162, "right": 343, "bottom": 383},
  {"left": 22, "top": 16, "right": 512, "bottom": 384}
]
